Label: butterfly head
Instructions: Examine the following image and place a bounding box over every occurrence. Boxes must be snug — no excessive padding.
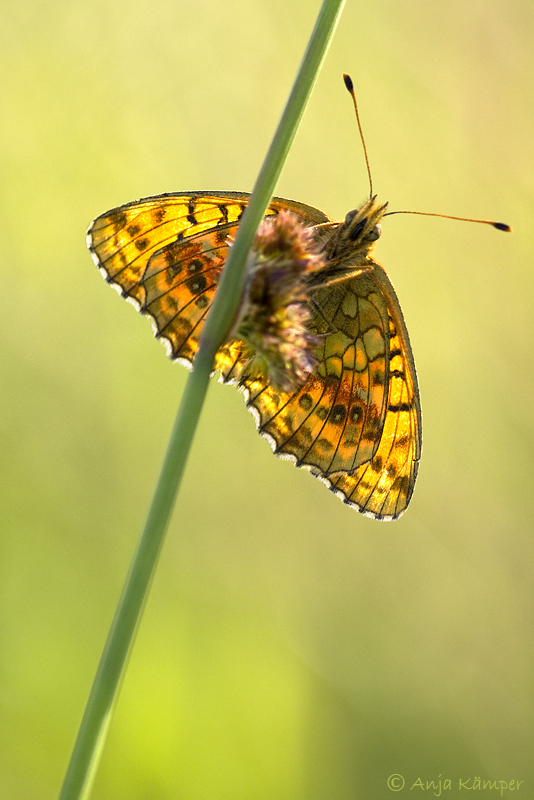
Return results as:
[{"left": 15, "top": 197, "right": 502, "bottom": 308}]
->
[
  {"left": 319, "top": 196, "right": 388, "bottom": 271},
  {"left": 342, "top": 195, "right": 387, "bottom": 247}
]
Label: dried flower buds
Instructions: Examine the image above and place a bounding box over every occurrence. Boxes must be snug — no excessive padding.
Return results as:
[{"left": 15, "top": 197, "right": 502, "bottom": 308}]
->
[{"left": 229, "top": 211, "right": 324, "bottom": 392}]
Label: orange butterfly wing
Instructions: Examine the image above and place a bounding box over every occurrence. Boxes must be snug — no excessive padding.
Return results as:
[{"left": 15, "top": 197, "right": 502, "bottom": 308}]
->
[
  {"left": 216, "top": 258, "right": 421, "bottom": 520},
  {"left": 87, "top": 191, "right": 327, "bottom": 365},
  {"left": 87, "top": 192, "right": 421, "bottom": 519}
]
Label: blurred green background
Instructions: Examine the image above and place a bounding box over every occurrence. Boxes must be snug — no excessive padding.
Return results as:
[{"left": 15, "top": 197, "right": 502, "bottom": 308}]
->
[{"left": 1, "top": 0, "right": 532, "bottom": 797}]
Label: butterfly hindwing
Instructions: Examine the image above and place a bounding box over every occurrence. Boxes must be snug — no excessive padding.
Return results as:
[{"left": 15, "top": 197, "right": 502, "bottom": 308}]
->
[
  {"left": 323, "top": 262, "right": 421, "bottom": 518},
  {"left": 225, "top": 258, "right": 421, "bottom": 520}
]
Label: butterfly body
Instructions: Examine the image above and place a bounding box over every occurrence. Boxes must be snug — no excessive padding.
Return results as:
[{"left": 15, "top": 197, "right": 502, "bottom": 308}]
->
[{"left": 87, "top": 191, "right": 421, "bottom": 520}]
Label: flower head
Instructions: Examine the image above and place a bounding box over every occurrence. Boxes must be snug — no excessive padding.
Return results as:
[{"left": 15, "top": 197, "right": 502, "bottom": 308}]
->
[{"left": 229, "top": 211, "right": 324, "bottom": 392}]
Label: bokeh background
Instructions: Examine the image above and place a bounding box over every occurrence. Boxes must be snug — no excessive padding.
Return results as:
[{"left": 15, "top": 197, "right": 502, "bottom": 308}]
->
[{"left": 1, "top": 0, "right": 532, "bottom": 797}]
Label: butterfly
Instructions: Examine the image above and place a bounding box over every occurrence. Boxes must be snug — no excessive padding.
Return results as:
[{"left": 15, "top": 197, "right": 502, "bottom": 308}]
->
[{"left": 87, "top": 190, "right": 421, "bottom": 520}]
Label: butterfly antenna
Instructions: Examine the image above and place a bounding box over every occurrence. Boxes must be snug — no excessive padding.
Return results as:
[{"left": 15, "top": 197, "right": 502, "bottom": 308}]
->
[
  {"left": 343, "top": 73, "right": 373, "bottom": 199},
  {"left": 384, "top": 209, "right": 511, "bottom": 232},
  {"left": 343, "top": 73, "right": 511, "bottom": 232}
]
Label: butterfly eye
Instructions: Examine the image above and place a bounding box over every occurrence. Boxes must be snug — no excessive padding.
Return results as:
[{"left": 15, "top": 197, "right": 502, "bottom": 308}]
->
[
  {"left": 348, "top": 219, "right": 365, "bottom": 240},
  {"left": 365, "top": 224, "right": 381, "bottom": 242},
  {"left": 344, "top": 209, "right": 357, "bottom": 225}
]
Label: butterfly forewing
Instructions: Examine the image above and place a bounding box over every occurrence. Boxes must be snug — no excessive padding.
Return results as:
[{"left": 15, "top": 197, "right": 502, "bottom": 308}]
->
[
  {"left": 87, "top": 191, "right": 421, "bottom": 520},
  {"left": 88, "top": 192, "right": 328, "bottom": 364}
]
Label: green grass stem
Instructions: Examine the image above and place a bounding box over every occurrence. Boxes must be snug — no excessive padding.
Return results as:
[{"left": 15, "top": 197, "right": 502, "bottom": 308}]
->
[{"left": 58, "top": 1, "right": 345, "bottom": 798}]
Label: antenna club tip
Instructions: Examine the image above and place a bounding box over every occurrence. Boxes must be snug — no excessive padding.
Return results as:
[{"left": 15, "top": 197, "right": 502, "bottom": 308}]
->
[
  {"left": 343, "top": 73, "right": 353, "bottom": 92},
  {"left": 493, "top": 222, "right": 512, "bottom": 232}
]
